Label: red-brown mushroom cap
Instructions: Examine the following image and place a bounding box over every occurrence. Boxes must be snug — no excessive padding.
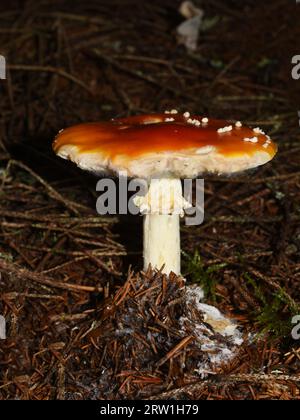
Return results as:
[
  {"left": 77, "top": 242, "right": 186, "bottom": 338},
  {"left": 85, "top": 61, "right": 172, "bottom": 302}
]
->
[{"left": 53, "top": 113, "right": 277, "bottom": 178}]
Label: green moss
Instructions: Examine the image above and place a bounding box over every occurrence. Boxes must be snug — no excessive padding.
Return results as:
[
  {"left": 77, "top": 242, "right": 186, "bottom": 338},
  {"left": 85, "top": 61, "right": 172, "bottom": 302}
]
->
[
  {"left": 245, "top": 274, "right": 300, "bottom": 340},
  {"left": 0, "top": 252, "right": 14, "bottom": 262},
  {"left": 182, "top": 250, "right": 227, "bottom": 303}
]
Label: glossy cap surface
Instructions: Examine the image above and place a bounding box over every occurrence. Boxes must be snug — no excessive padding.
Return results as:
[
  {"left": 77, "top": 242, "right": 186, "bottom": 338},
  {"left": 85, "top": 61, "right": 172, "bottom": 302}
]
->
[{"left": 53, "top": 113, "right": 277, "bottom": 178}]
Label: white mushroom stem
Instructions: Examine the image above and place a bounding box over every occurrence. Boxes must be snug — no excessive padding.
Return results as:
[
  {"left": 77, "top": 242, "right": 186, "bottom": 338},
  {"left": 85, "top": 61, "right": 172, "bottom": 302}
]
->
[
  {"left": 143, "top": 213, "right": 180, "bottom": 274},
  {"left": 134, "top": 178, "right": 191, "bottom": 275}
]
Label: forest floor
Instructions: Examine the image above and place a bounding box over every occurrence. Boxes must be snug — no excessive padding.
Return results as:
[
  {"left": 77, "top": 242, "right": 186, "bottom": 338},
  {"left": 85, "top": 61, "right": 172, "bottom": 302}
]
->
[{"left": 0, "top": 0, "right": 300, "bottom": 400}]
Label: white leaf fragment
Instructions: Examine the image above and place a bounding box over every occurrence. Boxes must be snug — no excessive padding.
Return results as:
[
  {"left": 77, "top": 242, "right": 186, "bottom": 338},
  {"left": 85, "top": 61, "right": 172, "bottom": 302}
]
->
[{"left": 177, "top": 2, "right": 204, "bottom": 52}]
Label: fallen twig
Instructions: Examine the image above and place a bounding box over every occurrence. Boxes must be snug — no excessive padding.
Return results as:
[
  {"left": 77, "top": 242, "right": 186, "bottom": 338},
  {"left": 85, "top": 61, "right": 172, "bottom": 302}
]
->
[{"left": 0, "top": 258, "right": 103, "bottom": 293}]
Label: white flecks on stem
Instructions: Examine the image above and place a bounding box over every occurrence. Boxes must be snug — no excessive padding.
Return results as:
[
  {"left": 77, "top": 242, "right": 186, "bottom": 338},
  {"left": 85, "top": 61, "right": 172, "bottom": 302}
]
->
[
  {"left": 134, "top": 178, "right": 191, "bottom": 217},
  {"left": 134, "top": 178, "right": 191, "bottom": 275}
]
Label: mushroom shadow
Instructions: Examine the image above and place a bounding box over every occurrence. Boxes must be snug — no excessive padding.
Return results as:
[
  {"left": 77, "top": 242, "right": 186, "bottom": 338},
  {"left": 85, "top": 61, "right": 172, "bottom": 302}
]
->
[
  {"left": 113, "top": 183, "right": 143, "bottom": 272},
  {"left": 115, "top": 213, "right": 143, "bottom": 272}
]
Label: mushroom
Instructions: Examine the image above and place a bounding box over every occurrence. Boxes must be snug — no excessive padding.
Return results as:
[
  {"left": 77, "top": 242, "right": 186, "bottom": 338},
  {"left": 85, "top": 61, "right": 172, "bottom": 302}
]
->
[{"left": 53, "top": 113, "right": 277, "bottom": 276}]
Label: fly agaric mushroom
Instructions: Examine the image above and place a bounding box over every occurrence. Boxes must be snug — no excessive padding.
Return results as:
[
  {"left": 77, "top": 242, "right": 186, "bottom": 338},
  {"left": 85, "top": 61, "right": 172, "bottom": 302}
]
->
[{"left": 53, "top": 112, "right": 277, "bottom": 275}]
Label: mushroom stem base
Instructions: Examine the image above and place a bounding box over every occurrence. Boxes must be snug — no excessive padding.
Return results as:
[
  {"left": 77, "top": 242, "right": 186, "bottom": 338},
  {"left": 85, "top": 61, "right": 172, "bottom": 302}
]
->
[{"left": 143, "top": 213, "right": 180, "bottom": 275}]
